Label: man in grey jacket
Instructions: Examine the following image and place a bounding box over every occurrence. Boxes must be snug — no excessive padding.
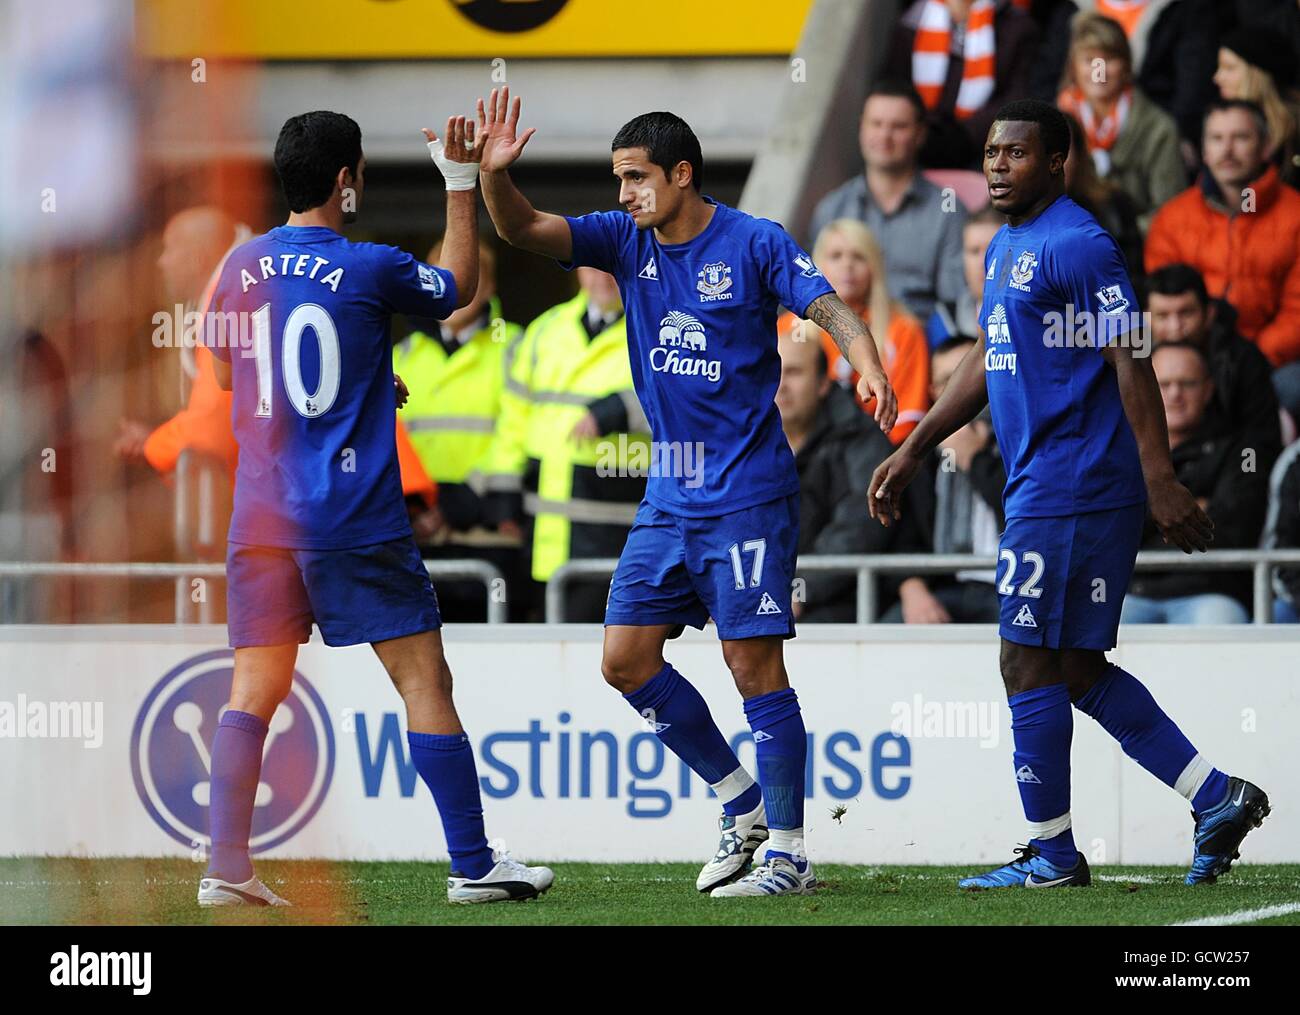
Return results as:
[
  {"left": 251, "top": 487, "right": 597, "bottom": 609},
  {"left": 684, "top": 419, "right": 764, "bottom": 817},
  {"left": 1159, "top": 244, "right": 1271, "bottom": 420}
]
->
[{"left": 808, "top": 81, "right": 967, "bottom": 324}]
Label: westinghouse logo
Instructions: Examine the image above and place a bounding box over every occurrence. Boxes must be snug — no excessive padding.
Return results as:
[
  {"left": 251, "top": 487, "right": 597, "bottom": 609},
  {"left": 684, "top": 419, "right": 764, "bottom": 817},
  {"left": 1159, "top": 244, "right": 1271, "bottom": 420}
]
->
[{"left": 130, "top": 650, "right": 334, "bottom": 854}]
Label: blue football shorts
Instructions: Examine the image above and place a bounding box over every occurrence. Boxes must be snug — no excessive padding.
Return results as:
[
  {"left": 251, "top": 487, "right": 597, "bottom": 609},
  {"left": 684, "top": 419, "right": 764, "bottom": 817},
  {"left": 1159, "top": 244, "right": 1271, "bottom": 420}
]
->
[
  {"left": 604, "top": 495, "right": 799, "bottom": 640},
  {"left": 226, "top": 535, "right": 441, "bottom": 648},
  {"left": 997, "top": 502, "right": 1145, "bottom": 650}
]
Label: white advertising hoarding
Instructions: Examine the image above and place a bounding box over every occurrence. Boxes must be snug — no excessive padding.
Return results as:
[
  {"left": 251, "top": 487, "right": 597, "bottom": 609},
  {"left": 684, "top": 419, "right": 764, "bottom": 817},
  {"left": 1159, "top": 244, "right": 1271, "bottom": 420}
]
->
[{"left": 0, "top": 625, "right": 1295, "bottom": 866}]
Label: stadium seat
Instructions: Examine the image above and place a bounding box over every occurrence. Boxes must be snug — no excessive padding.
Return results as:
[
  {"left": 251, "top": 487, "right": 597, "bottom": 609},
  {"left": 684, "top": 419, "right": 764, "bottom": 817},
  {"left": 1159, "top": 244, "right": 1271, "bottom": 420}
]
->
[{"left": 922, "top": 169, "right": 990, "bottom": 212}]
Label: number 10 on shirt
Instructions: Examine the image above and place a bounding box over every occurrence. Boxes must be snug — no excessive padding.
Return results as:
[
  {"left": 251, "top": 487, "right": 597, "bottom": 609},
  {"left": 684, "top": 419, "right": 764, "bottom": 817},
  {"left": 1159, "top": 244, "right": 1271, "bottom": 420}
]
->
[{"left": 250, "top": 302, "right": 342, "bottom": 419}]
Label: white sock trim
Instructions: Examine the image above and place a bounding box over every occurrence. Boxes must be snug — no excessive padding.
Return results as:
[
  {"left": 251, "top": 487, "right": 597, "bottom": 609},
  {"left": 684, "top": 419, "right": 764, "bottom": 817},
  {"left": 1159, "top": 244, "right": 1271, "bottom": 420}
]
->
[
  {"left": 767, "top": 827, "right": 806, "bottom": 860},
  {"left": 1174, "top": 754, "right": 1213, "bottom": 802},
  {"left": 710, "top": 766, "right": 756, "bottom": 808},
  {"left": 1027, "top": 811, "right": 1072, "bottom": 840}
]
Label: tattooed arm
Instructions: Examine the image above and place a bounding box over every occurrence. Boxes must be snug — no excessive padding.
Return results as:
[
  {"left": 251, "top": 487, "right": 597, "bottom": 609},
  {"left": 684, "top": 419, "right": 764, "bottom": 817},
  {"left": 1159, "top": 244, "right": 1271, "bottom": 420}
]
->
[{"left": 805, "top": 292, "right": 898, "bottom": 435}]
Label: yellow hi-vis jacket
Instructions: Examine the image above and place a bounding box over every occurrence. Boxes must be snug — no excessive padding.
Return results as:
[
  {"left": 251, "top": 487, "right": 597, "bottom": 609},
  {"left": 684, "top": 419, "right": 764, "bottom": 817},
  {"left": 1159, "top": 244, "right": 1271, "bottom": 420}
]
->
[
  {"left": 476, "top": 290, "right": 650, "bottom": 581},
  {"left": 392, "top": 296, "right": 523, "bottom": 484}
]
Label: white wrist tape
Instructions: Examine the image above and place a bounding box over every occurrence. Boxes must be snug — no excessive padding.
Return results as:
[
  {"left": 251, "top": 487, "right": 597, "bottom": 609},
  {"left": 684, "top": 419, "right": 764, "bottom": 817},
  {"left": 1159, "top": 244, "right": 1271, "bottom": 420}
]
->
[{"left": 428, "top": 138, "right": 480, "bottom": 192}]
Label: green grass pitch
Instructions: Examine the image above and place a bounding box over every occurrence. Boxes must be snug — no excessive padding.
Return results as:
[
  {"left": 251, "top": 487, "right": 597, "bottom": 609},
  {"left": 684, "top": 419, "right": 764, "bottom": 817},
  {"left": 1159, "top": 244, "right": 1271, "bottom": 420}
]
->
[{"left": 2, "top": 858, "right": 1299, "bottom": 925}]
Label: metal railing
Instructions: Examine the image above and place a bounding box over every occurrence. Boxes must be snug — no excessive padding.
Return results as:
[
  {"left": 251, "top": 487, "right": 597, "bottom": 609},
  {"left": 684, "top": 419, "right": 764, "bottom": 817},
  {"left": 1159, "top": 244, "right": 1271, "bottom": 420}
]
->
[
  {"left": 545, "top": 550, "right": 1300, "bottom": 625},
  {"left": 0, "top": 559, "right": 509, "bottom": 624}
]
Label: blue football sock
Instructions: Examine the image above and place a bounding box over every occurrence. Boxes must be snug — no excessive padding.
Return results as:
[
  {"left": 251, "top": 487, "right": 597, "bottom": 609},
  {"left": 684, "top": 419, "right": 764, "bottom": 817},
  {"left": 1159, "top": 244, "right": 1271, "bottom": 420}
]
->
[
  {"left": 1009, "top": 684, "right": 1078, "bottom": 869},
  {"left": 624, "top": 662, "right": 761, "bottom": 816},
  {"left": 206, "top": 709, "right": 268, "bottom": 883},
  {"left": 743, "top": 687, "right": 806, "bottom": 862},
  {"left": 1075, "top": 664, "right": 1230, "bottom": 813},
  {"left": 407, "top": 731, "right": 494, "bottom": 880}
]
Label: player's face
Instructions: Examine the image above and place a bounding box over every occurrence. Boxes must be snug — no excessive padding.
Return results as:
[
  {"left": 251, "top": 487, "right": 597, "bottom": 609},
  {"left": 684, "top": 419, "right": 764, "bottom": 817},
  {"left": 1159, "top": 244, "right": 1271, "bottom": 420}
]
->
[
  {"left": 816, "top": 231, "right": 872, "bottom": 307},
  {"left": 612, "top": 148, "right": 681, "bottom": 230},
  {"left": 1148, "top": 291, "right": 1210, "bottom": 346},
  {"left": 1154, "top": 346, "right": 1214, "bottom": 433},
  {"left": 962, "top": 221, "right": 999, "bottom": 301},
  {"left": 984, "top": 121, "right": 1061, "bottom": 218}
]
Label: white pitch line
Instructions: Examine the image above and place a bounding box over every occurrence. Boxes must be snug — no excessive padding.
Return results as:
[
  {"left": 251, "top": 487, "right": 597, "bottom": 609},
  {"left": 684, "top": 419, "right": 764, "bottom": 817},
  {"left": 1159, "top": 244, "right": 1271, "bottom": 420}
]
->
[
  {"left": 1096, "top": 874, "right": 1162, "bottom": 884},
  {"left": 1173, "top": 902, "right": 1300, "bottom": 927}
]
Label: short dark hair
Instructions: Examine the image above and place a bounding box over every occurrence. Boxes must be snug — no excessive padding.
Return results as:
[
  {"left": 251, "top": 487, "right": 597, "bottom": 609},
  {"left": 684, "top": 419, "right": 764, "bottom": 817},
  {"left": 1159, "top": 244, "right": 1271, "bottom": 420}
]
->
[
  {"left": 1144, "top": 264, "right": 1209, "bottom": 308},
  {"left": 611, "top": 112, "right": 704, "bottom": 192},
  {"left": 992, "top": 99, "right": 1071, "bottom": 160},
  {"left": 864, "top": 80, "right": 927, "bottom": 123},
  {"left": 933, "top": 335, "right": 978, "bottom": 358},
  {"left": 274, "top": 111, "right": 363, "bottom": 214},
  {"left": 1203, "top": 98, "right": 1269, "bottom": 141}
]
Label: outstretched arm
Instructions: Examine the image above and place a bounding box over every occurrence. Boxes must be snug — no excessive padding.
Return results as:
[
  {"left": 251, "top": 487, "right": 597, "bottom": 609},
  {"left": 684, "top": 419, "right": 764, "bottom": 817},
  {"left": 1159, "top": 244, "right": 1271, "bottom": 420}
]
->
[
  {"left": 805, "top": 292, "right": 897, "bottom": 434},
  {"left": 867, "top": 335, "right": 988, "bottom": 526},
  {"left": 476, "top": 87, "right": 573, "bottom": 261},
  {"left": 1102, "top": 341, "right": 1213, "bottom": 553},
  {"left": 423, "top": 113, "right": 484, "bottom": 309}
]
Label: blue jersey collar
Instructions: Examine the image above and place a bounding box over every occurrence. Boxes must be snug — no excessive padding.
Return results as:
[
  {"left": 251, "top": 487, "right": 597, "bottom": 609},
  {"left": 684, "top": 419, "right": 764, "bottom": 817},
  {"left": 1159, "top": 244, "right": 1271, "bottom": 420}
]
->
[{"left": 655, "top": 196, "right": 726, "bottom": 251}]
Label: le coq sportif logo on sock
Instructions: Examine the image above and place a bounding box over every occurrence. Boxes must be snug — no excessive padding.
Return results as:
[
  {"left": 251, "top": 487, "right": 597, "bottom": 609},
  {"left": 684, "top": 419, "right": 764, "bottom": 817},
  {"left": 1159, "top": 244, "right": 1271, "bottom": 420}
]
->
[{"left": 130, "top": 650, "right": 335, "bottom": 854}]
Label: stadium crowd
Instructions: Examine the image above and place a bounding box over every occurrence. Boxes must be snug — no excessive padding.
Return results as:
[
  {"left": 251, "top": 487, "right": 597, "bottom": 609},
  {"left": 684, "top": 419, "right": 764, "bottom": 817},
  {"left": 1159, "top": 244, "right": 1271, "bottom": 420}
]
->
[{"left": 87, "top": 1, "right": 1300, "bottom": 626}]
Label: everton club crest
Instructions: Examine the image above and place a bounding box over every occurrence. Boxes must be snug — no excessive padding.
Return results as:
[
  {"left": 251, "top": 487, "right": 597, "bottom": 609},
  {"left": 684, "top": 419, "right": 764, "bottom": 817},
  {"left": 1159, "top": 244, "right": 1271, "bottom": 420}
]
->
[
  {"left": 1009, "top": 249, "right": 1038, "bottom": 292},
  {"left": 696, "top": 261, "right": 734, "bottom": 302}
]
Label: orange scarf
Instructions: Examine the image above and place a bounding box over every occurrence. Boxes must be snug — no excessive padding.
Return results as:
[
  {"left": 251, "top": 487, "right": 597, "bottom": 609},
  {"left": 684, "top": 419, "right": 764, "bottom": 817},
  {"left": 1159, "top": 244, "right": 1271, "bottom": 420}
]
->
[
  {"left": 1097, "top": 0, "right": 1147, "bottom": 39},
  {"left": 1058, "top": 85, "right": 1132, "bottom": 152},
  {"left": 912, "top": 0, "right": 997, "bottom": 121}
]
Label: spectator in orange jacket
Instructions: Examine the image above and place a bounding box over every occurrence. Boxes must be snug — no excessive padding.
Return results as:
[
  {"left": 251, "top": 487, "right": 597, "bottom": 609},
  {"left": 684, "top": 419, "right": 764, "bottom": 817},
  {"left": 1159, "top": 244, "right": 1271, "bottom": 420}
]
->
[
  {"left": 116, "top": 207, "right": 242, "bottom": 475},
  {"left": 783, "top": 218, "right": 930, "bottom": 445},
  {"left": 1146, "top": 99, "right": 1300, "bottom": 418}
]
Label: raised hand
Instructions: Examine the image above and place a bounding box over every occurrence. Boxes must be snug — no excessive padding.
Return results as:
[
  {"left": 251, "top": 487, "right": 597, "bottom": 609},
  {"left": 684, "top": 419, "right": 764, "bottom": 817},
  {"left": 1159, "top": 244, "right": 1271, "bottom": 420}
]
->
[
  {"left": 478, "top": 86, "right": 537, "bottom": 173},
  {"left": 423, "top": 113, "right": 484, "bottom": 191},
  {"left": 422, "top": 114, "right": 483, "bottom": 166}
]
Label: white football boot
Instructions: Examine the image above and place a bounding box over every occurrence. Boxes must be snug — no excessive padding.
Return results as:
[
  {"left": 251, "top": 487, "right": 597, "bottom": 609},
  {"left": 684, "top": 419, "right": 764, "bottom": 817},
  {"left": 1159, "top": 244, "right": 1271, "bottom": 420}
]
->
[
  {"left": 710, "top": 853, "right": 817, "bottom": 897},
  {"left": 447, "top": 846, "right": 555, "bottom": 904},
  {"left": 198, "top": 874, "right": 292, "bottom": 907},
  {"left": 696, "top": 800, "right": 769, "bottom": 893}
]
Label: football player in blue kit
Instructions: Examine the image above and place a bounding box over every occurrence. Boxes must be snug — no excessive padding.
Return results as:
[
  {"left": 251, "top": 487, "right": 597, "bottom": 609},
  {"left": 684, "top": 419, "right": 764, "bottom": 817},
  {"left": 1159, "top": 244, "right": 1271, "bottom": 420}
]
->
[
  {"left": 870, "top": 100, "right": 1269, "bottom": 889},
  {"left": 198, "top": 110, "right": 553, "bottom": 906},
  {"left": 477, "top": 88, "right": 897, "bottom": 897}
]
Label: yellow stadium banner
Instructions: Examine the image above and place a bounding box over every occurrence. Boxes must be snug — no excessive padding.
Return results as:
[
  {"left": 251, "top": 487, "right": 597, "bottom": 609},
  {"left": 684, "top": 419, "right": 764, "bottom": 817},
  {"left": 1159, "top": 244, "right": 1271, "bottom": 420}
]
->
[{"left": 138, "top": 0, "right": 814, "bottom": 60}]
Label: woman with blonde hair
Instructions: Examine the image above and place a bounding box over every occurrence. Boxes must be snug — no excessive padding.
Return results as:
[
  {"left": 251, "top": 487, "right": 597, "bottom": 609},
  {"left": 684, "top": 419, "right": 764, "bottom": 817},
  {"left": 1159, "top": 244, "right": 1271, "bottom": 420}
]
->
[
  {"left": 779, "top": 218, "right": 929, "bottom": 445},
  {"left": 1056, "top": 12, "right": 1184, "bottom": 229},
  {"left": 1214, "top": 29, "right": 1300, "bottom": 189}
]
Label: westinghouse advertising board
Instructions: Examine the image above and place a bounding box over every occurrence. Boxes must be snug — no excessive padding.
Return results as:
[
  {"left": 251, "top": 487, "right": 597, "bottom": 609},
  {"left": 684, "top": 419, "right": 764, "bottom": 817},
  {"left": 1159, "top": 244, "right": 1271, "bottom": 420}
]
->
[{"left": 1, "top": 627, "right": 1295, "bottom": 865}]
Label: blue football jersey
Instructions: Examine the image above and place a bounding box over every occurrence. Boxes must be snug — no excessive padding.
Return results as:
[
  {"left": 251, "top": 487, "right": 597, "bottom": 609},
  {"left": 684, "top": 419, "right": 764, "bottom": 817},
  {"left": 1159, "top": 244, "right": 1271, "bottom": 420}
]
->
[
  {"left": 563, "top": 197, "right": 834, "bottom": 516},
  {"left": 979, "top": 195, "right": 1145, "bottom": 518},
  {"left": 208, "top": 225, "right": 457, "bottom": 549}
]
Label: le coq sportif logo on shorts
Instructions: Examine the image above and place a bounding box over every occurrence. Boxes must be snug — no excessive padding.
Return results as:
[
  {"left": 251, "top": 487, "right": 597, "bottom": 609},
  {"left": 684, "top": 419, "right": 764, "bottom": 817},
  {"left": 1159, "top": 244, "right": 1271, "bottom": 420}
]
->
[{"left": 130, "top": 650, "right": 335, "bottom": 854}]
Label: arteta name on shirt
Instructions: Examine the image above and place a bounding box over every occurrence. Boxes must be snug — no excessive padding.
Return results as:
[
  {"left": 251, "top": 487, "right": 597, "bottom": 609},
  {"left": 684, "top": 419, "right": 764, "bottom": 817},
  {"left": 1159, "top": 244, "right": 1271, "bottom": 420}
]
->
[{"left": 238, "top": 253, "right": 345, "bottom": 294}]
